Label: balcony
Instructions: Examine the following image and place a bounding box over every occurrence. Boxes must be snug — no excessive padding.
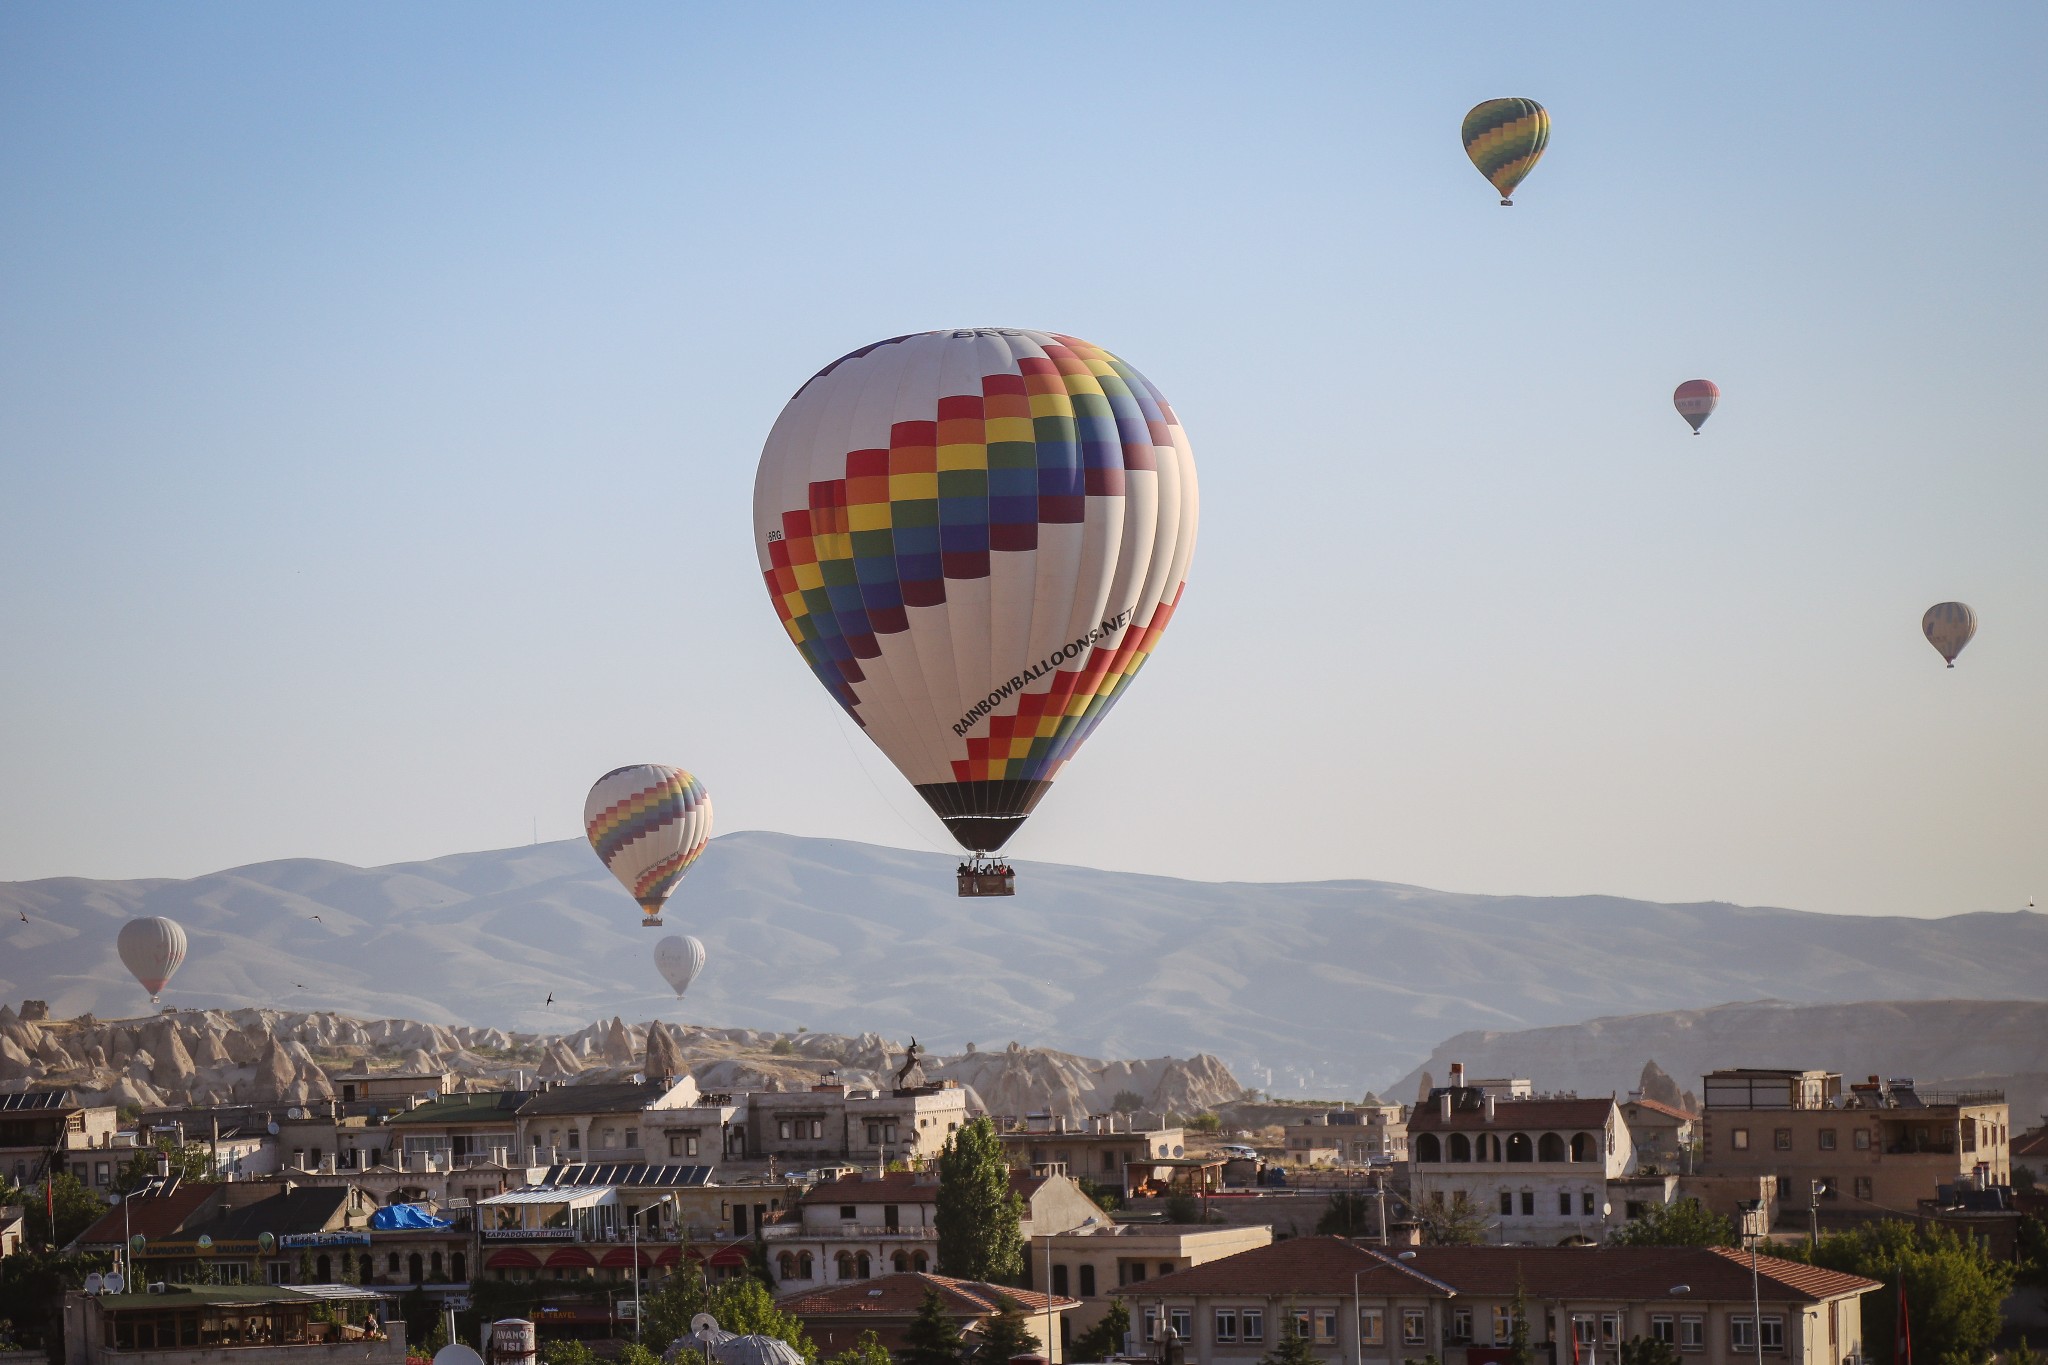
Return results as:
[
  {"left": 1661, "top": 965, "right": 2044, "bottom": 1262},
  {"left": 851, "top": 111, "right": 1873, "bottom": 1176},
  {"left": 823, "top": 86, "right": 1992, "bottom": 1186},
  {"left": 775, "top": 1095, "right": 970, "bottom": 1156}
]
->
[{"left": 761, "top": 1224, "right": 938, "bottom": 1241}]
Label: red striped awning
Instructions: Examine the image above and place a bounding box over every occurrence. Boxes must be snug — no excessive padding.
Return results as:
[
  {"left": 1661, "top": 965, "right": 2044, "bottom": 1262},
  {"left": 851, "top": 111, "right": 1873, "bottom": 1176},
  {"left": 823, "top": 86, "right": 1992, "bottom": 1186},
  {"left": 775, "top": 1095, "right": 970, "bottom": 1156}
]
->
[
  {"left": 485, "top": 1249, "right": 539, "bottom": 1270},
  {"left": 704, "top": 1244, "right": 749, "bottom": 1268},
  {"left": 655, "top": 1247, "right": 681, "bottom": 1267},
  {"left": 545, "top": 1247, "right": 596, "bottom": 1269},
  {"left": 599, "top": 1248, "right": 649, "bottom": 1269}
]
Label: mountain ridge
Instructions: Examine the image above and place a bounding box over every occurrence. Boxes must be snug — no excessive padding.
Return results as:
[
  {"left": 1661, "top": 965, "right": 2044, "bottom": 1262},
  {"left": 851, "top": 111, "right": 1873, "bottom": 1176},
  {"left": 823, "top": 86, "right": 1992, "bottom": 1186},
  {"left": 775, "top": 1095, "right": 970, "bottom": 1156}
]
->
[{"left": 5, "top": 831, "right": 2046, "bottom": 1095}]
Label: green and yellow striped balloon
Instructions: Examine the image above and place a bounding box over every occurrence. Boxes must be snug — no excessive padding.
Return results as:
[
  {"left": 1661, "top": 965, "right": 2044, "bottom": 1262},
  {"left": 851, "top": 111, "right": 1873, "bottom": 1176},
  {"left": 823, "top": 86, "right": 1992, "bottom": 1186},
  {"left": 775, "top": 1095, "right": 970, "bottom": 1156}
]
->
[{"left": 1462, "top": 98, "right": 1549, "bottom": 205}]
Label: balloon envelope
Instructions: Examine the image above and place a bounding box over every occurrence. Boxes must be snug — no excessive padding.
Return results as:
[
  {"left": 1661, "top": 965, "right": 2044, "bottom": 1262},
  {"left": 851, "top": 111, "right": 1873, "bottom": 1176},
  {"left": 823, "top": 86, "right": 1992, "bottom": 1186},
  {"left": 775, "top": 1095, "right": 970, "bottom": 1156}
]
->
[
  {"left": 583, "top": 766, "right": 713, "bottom": 925},
  {"left": 1922, "top": 602, "right": 1976, "bottom": 666},
  {"left": 654, "top": 934, "right": 707, "bottom": 998},
  {"left": 753, "top": 329, "right": 1198, "bottom": 853},
  {"left": 1462, "top": 98, "right": 1550, "bottom": 204},
  {"left": 117, "top": 917, "right": 187, "bottom": 1002},
  {"left": 1674, "top": 379, "right": 1720, "bottom": 433}
]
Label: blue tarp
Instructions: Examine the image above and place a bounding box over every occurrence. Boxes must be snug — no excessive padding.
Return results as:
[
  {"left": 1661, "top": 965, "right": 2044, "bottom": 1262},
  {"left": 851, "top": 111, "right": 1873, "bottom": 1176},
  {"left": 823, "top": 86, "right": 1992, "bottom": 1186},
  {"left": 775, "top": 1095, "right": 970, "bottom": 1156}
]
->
[{"left": 369, "top": 1203, "right": 452, "bottom": 1230}]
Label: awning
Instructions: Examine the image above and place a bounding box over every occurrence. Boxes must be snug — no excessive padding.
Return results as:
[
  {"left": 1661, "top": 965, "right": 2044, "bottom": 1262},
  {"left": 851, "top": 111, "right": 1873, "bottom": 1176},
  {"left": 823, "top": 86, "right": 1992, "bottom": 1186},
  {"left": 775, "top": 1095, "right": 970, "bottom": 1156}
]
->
[
  {"left": 545, "top": 1247, "right": 596, "bottom": 1269},
  {"left": 485, "top": 1249, "right": 540, "bottom": 1270},
  {"left": 703, "top": 1244, "right": 749, "bottom": 1268},
  {"left": 599, "top": 1248, "right": 650, "bottom": 1269},
  {"left": 655, "top": 1247, "right": 681, "bottom": 1267}
]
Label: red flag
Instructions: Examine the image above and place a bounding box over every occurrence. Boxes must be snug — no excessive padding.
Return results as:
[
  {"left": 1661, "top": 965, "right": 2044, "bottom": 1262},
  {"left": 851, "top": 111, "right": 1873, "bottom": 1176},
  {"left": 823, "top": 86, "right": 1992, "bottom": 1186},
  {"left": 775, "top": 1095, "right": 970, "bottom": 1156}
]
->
[
  {"left": 1571, "top": 1323, "right": 1581, "bottom": 1365},
  {"left": 1895, "top": 1283, "right": 1912, "bottom": 1365}
]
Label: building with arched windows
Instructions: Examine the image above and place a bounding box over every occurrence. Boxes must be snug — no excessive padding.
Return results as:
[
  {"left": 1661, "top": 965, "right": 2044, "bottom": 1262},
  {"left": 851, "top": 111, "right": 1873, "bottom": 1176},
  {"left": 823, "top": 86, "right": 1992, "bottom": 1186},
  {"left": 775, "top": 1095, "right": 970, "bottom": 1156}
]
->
[{"left": 1405, "top": 1067, "right": 1647, "bottom": 1245}]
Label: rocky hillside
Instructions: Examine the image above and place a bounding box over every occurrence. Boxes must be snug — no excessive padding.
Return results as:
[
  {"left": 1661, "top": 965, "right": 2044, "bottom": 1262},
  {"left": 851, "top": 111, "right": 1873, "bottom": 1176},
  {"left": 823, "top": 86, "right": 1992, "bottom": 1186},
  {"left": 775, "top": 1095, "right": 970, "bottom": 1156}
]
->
[
  {"left": 0, "top": 1003, "right": 1244, "bottom": 1121},
  {"left": 6, "top": 831, "right": 2046, "bottom": 1094},
  {"left": 1392, "top": 998, "right": 2048, "bottom": 1123}
]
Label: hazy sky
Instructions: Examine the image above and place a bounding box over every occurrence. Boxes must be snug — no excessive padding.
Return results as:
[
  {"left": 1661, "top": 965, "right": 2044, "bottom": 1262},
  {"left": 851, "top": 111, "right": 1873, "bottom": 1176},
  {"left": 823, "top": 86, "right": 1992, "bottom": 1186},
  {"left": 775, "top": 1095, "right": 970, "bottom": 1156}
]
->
[{"left": 3, "top": 5, "right": 2043, "bottom": 919}]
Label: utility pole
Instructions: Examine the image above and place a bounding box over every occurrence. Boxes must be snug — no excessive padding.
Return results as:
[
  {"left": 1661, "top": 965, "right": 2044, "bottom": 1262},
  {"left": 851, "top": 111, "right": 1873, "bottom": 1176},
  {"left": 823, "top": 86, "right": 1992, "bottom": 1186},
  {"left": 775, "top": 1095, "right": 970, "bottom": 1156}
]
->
[{"left": 1808, "top": 1181, "right": 1820, "bottom": 1253}]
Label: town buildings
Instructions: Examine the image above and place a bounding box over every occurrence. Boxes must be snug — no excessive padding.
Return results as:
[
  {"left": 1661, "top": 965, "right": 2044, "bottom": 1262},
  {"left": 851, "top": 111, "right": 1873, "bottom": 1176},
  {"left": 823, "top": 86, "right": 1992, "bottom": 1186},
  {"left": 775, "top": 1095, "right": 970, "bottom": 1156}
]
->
[
  {"left": 996, "top": 1115, "right": 1186, "bottom": 1187},
  {"left": 1697, "top": 1069, "right": 2011, "bottom": 1219},
  {"left": 1281, "top": 1097, "right": 1408, "bottom": 1167},
  {"left": 61, "top": 1283, "right": 403, "bottom": 1365},
  {"left": 777, "top": 1272, "right": 1079, "bottom": 1363},
  {"left": 744, "top": 1078, "right": 968, "bottom": 1168},
  {"left": 1035, "top": 1221, "right": 1272, "bottom": 1344},
  {"left": 1, "top": 1090, "right": 119, "bottom": 1189},
  {"left": 1132, "top": 1236, "right": 1880, "bottom": 1365}
]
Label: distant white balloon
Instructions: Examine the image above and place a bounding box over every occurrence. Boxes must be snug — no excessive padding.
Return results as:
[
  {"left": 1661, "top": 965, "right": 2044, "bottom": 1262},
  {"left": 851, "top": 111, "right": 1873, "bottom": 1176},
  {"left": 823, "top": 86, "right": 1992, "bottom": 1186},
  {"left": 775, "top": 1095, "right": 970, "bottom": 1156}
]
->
[
  {"left": 654, "top": 935, "right": 707, "bottom": 999},
  {"left": 117, "top": 917, "right": 188, "bottom": 1003}
]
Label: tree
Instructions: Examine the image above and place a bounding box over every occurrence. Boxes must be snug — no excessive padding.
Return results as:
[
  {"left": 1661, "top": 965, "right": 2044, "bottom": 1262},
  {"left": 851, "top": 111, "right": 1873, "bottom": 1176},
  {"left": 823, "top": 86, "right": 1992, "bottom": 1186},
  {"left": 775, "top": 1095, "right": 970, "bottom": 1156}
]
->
[
  {"left": 541, "top": 1340, "right": 599, "bottom": 1365},
  {"left": 1185, "top": 1112, "right": 1221, "bottom": 1134},
  {"left": 1107, "top": 1091, "right": 1144, "bottom": 1115},
  {"left": 1505, "top": 1283, "right": 1536, "bottom": 1365},
  {"left": 618, "top": 1346, "right": 665, "bottom": 1365},
  {"left": 1620, "top": 1338, "right": 1679, "bottom": 1365},
  {"left": 976, "top": 1296, "right": 1037, "bottom": 1362},
  {"left": 1606, "top": 1199, "right": 1736, "bottom": 1248},
  {"left": 822, "top": 1331, "right": 893, "bottom": 1365},
  {"left": 1415, "top": 1197, "right": 1487, "bottom": 1246},
  {"left": 398, "top": 1287, "right": 438, "bottom": 1349},
  {"left": 1259, "top": 1307, "right": 1318, "bottom": 1365},
  {"left": 2017, "top": 1214, "right": 2048, "bottom": 1289},
  {"left": 640, "top": 1265, "right": 712, "bottom": 1351},
  {"left": 1075, "top": 1177, "right": 1120, "bottom": 1212},
  {"left": 1787, "top": 1221, "right": 2012, "bottom": 1365},
  {"left": 118, "top": 1141, "right": 213, "bottom": 1188},
  {"left": 1315, "top": 1191, "right": 1377, "bottom": 1237},
  {"left": 706, "top": 1276, "right": 815, "bottom": 1361},
  {"left": 900, "top": 1288, "right": 966, "bottom": 1365},
  {"left": 1164, "top": 1193, "right": 1204, "bottom": 1225},
  {"left": 5, "top": 1172, "right": 109, "bottom": 1248},
  {"left": 1071, "top": 1298, "right": 1129, "bottom": 1362},
  {"left": 935, "top": 1119, "right": 1023, "bottom": 1283},
  {"left": 0, "top": 1247, "right": 113, "bottom": 1351}
]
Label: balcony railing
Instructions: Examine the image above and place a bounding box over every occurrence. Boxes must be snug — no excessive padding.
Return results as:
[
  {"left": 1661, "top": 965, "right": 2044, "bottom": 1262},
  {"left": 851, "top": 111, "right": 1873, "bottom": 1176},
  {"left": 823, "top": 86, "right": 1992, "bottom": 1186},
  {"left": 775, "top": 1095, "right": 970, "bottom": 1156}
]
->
[{"left": 761, "top": 1224, "right": 938, "bottom": 1241}]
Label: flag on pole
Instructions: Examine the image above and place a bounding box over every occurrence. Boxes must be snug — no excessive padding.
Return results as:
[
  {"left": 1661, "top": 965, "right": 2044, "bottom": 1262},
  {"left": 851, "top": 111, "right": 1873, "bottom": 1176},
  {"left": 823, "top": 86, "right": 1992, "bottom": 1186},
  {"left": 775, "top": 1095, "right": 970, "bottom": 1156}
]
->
[{"left": 1895, "top": 1283, "right": 1912, "bottom": 1365}]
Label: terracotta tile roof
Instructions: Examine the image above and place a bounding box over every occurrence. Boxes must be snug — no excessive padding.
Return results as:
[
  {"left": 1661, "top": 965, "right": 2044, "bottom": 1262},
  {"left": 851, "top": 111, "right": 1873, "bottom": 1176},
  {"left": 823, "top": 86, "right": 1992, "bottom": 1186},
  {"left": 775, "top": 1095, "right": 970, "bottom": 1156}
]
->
[
  {"left": 1146, "top": 1237, "right": 1451, "bottom": 1297},
  {"left": 778, "top": 1271, "right": 1077, "bottom": 1318},
  {"left": 1623, "top": 1098, "right": 1700, "bottom": 1123},
  {"left": 2012, "top": 1126, "right": 2048, "bottom": 1159},
  {"left": 1142, "top": 1240, "right": 1879, "bottom": 1304},
  {"left": 1409, "top": 1098, "right": 1618, "bottom": 1133},
  {"left": 73, "top": 1184, "right": 222, "bottom": 1246}
]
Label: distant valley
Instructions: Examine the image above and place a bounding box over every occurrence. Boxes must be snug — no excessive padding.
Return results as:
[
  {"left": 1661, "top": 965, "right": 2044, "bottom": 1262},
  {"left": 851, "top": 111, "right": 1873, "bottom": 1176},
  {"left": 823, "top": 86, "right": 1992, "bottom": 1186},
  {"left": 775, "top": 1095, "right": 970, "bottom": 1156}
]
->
[{"left": 4, "top": 831, "right": 2046, "bottom": 1095}]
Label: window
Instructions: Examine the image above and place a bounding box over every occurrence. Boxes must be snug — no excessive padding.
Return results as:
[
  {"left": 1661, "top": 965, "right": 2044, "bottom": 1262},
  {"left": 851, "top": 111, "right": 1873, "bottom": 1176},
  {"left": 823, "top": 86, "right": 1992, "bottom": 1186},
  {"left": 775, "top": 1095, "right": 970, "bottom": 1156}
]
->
[
  {"left": 1732, "top": 1128, "right": 1751, "bottom": 1151},
  {"left": 1449, "top": 1308, "right": 1474, "bottom": 1345},
  {"left": 810, "top": 1120, "right": 824, "bottom": 1140},
  {"left": 1103, "top": 1151, "right": 1117, "bottom": 1172},
  {"left": 1500, "top": 1191, "right": 1514, "bottom": 1216},
  {"left": 1854, "top": 1176, "right": 1872, "bottom": 1201},
  {"left": 1819, "top": 1128, "right": 1837, "bottom": 1151},
  {"left": 566, "top": 1131, "right": 580, "bottom": 1151},
  {"left": 1242, "top": 1309, "right": 1264, "bottom": 1343},
  {"left": 1126, "top": 1262, "right": 1146, "bottom": 1284},
  {"left": 1169, "top": 1310, "right": 1192, "bottom": 1342},
  {"left": 1573, "top": 1316, "right": 1597, "bottom": 1346},
  {"left": 1679, "top": 1316, "right": 1704, "bottom": 1352},
  {"left": 1601, "top": 1314, "right": 1621, "bottom": 1345},
  {"left": 1761, "top": 1316, "right": 1784, "bottom": 1352},
  {"left": 1403, "top": 1308, "right": 1426, "bottom": 1347},
  {"left": 1314, "top": 1311, "right": 1337, "bottom": 1343},
  {"left": 624, "top": 1128, "right": 637, "bottom": 1149},
  {"left": 1651, "top": 1316, "right": 1675, "bottom": 1346},
  {"left": 1521, "top": 1191, "right": 1535, "bottom": 1216},
  {"left": 1492, "top": 1307, "right": 1516, "bottom": 1344},
  {"left": 1215, "top": 1311, "right": 1238, "bottom": 1343},
  {"left": 778, "top": 1121, "right": 792, "bottom": 1141},
  {"left": 1142, "top": 1310, "right": 1159, "bottom": 1345},
  {"left": 1051, "top": 1265, "right": 1068, "bottom": 1296},
  {"left": 1774, "top": 1128, "right": 1793, "bottom": 1151},
  {"left": 94, "top": 1162, "right": 109, "bottom": 1187},
  {"left": 1159, "top": 1262, "right": 1174, "bottom": 1278},
  {"left": 884, "top": 1124, "right": 898, "bottom": 1143},
  {"left": 839, "top": 1205, "right": 856, "bottom": 1220},
  {"left": 1854, "top": 1128, "right": 1871, "bottom": 1151},
  {"left": 1732, "top": 1318, "right": 1756, "bottom": 1352},
  {"left": 1079, "top": 1264, "right": 1096, "bottom": 1296},
  {"left": 1559, "top": 1192, "right": 1573, "bottom": 1215},
  {"left": 868, "top": 1124, "right": 881, "bottom": 1144},
  {"left": 1360, "top": 1309, "right": 1383, "bottom": 1346},
  {"left": 1583, "top": 1191, "right": 1598, "bottom": 1216}
]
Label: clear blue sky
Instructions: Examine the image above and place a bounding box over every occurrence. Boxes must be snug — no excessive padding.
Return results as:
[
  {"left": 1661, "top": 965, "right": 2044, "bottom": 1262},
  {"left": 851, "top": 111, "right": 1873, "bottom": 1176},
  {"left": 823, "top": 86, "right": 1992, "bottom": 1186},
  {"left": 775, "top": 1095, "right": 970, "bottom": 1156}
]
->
[{"left": 3, "top": 4, "right": 2042, "bottom": 919}]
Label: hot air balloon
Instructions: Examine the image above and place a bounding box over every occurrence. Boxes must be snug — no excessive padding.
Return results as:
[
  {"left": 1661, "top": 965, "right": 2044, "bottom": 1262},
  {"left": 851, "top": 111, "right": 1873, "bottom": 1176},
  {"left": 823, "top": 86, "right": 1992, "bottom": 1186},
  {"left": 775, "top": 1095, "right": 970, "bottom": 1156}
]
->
[
  {"left": 1922, "top": 602, "right": 1976, "bottom": 668},
  {"left": 584, "top": 766, "right": 713, "bottom": 927},
  {"left": 654, "top": 934, "right": 707, "bottom": 999},
  {"left": 1462, "top": 98, "right": 1549, "bottom": 205},
  {"left": 117, "top": 916, "right": 187, "bottom": 1004},
  {"left": 754, "top": 329, "right": 1198, "bottom": 895},
  {"left": 1674, "top": 379, "right": 1719, "bottom": 434}
]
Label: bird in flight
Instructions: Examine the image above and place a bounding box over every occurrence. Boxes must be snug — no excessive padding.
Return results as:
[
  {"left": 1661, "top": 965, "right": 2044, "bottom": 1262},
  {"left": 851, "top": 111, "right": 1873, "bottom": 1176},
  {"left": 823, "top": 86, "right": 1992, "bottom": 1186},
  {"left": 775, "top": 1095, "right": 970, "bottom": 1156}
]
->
[
  {"left": 310, "top": 914, "right": 322, "bottom": 922},
  {"left": 16, "top": 911, "right": 25, "bottom": 923},
  {"left": 545, "top": 993, "right": 554, "bottom": 1008},
  {"left": 294, "top": 983, "right": 306, "bottom": 989}
]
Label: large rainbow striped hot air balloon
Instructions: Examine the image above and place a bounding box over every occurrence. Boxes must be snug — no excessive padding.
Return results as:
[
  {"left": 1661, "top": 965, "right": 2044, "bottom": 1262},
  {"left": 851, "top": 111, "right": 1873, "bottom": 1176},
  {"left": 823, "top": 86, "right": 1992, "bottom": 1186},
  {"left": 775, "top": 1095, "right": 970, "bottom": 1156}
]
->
[
  {"left": 1462, "top": 98, "right": 1550, "bottom": 205},
  {"left": 753, "top": 329, "right": 1197, "bottom": 890},
  {"left": 583, "top": 765, "right": 712, "bottom": 927}
]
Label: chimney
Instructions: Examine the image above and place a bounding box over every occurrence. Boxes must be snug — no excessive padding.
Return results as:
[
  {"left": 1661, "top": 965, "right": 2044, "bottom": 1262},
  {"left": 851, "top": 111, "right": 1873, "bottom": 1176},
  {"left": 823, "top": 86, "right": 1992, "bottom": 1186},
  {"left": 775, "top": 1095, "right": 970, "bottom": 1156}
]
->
[
  {"left": 1484, "top": 1094, "right": 1497, "bottom": 1122},
  {"left": 1438, "top": 1092, "right": 1452, "bottom": 1121},
  {"left": 1449, "top": 1062, "right": 1465, "bottom": 1089},
  {"left": 155, "top": 1151, "right": 171, "bottom": 1179}
]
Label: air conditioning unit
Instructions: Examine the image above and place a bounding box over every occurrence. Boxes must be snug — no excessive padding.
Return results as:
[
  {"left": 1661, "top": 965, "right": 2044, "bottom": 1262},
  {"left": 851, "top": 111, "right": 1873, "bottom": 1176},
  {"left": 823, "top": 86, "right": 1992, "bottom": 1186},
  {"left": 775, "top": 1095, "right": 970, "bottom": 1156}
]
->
[{"left": 148, "top": 1283, "right": 169, "bottom": 1295}]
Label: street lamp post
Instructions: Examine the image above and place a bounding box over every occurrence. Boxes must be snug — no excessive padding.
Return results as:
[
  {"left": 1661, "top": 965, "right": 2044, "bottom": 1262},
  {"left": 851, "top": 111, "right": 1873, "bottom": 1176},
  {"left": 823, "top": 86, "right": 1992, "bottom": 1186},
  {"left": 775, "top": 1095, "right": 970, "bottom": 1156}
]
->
[
  {"left": 634, "top": 1195, "right": 674, "bottom": 1342},
  {"left": 1741, "top": 1201, "right": 1766, "bottom": 1365}
]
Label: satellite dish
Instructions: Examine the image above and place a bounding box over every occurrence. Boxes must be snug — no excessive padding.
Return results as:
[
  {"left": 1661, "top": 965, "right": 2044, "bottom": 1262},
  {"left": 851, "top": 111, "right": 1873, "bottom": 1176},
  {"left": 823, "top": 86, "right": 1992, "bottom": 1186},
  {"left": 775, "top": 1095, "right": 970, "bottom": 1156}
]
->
[
  {"left": 268, "top": 1121, "right": 280, "bottom": 1135},
  {"left": 287, "top": 1108, "right": 307, "bottom": 1120},
  {"left": 103, "top": 1273, "right": 126, "bottom": 1294},
  {"left": 433, "top": 1347, "right": 484, "bottom": 1365},
  {"left": 1174, "top": 1145, "right": 1185, "bottom": 1157},
  {"left": 690, "top": 1315, "right": 721, "bottom": 1337},
  {"left": 85, "top": 1273, "right": 106, "bottom": 1294}
]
